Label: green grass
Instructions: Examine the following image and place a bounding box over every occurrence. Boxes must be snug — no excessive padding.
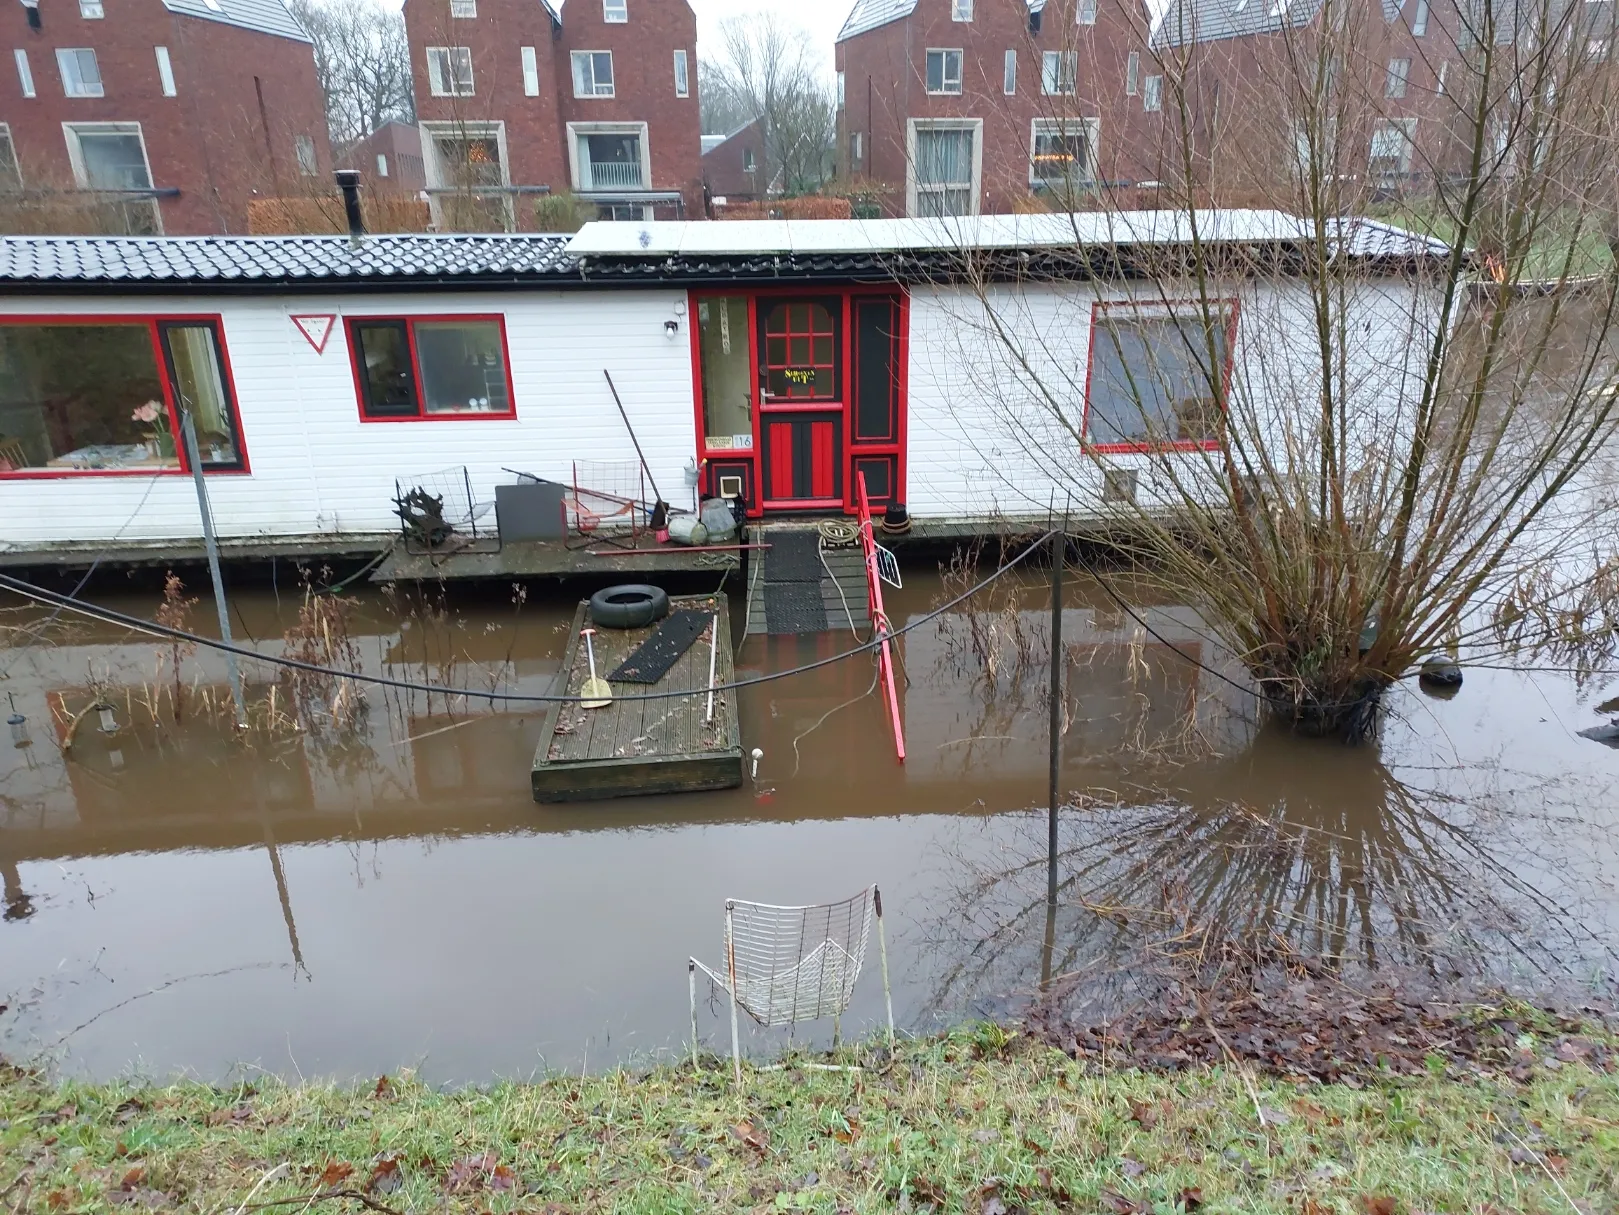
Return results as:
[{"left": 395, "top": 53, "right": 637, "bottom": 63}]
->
[
  {"left": 3, "top": 1028, "right": 1618, "bottom": 1213},
  {"left": 1370, "top": 202, "right": 1614, "bottom": 281}
]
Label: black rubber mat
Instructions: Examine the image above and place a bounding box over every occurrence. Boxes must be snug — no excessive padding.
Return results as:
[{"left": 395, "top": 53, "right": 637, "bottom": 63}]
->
[
  {"left": 608, "top": 610, "right": 714, "bottom": 684},
  {"left": 763, "top": 582, "right": 828, "bottom": 635},
  {"left": 764, "top": 530, "right": 825, "bottom": 583}
]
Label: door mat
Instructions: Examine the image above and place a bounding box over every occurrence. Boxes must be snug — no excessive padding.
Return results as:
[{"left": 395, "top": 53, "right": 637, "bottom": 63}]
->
[
  {"left": 608, "top": 610, "right": 715, "bottom": 684},
  {"left": 764, "top": 530, "right": 825, "bottom": 583},
  {"left": 764, "top": 582, "right": 829, "bottom": 635}
]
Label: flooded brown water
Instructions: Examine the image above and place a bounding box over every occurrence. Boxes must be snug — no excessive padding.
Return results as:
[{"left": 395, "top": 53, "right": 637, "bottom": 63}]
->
[{"left": 1, "top": 564, "right": 1616, "bottom": 1082}]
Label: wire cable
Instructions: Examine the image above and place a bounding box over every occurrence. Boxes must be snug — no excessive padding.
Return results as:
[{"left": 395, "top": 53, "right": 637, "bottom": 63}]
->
[{"left": 0, "top": 530, "right": 1057, "bottom": 706}]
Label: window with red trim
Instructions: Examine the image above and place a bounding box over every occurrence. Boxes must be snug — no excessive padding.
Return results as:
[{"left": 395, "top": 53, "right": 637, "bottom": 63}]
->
[
  {"left": 1086, "top": 305, "right": 1233, "bottom": 447},
  {"left": 348, "top": 316, "right": 513, "bottom": 420},
  {"left": 762, "top": 300, "right": 839, "bottom": 401},
  {"left": 0, "top": 318, "right": 244, "bottom": 475}
]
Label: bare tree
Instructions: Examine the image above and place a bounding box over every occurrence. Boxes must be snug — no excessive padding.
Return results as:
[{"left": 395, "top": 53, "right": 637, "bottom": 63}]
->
[
  {"left": 288, "top": 0, "right": 416, "bottom": 149},
  {"left": 923, "top": 0, "right": 1619, "bottom": 741},
  {"left": 702, "top": 13, "right": 836, "bottom": 194}
]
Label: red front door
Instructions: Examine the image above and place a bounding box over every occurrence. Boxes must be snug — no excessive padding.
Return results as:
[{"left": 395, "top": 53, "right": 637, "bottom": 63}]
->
[
  {"left": 758, "top": 297, "right": 845, "bottom": 509},
  {"left": 763, "top": 413, "right": 842, "bottom": 503}
]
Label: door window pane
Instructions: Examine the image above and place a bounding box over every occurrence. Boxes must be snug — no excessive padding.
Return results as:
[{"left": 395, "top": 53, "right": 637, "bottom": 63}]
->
[
  {"left": 351, "top": 321, "right": 417, "bottom": 417},
  {"left": 698, "top": 296, "right": 753, "bottom": 449},
  {"left": 414, "top": 320, "right": 509, "bottom": 415},
  {"left": 161, "top": 323, "right": 242, "bottom": 468},
  {"left": 1088, "top": 311, "right": 1230, "bottom": 445},
  {"left": 763, "top": 301, "right": 839, "bottom": 400},
  {"left": 0, "top": 324, "right": 177, "bottom": 471}
]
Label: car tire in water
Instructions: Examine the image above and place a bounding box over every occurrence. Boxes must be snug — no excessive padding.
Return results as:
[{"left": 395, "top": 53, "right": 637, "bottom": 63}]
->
[{"left": 589, "top": 584, "right": 671, "bottom": 629}]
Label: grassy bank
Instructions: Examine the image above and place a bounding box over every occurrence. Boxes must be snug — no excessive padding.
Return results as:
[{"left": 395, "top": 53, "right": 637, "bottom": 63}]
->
[{"left": 3, "top": 1024, "right": 1617, "bottom": 1215}]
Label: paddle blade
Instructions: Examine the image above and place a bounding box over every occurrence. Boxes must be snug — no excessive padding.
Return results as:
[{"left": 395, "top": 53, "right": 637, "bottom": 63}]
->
[{"left": 581, "top": 676, "right": 612, "bottom": 710}]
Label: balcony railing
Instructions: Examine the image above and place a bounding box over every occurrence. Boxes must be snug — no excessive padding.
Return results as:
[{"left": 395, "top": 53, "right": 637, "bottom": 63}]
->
[{"left": 587, "top": 160, "right": 643, "bottom": 190}]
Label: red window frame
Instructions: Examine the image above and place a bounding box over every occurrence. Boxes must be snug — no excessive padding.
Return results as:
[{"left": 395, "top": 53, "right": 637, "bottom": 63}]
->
[
  {"left": 345, "top": 313, "right": 518, "bottom": 423},
  {"left": 0, "top": 313, "right": 250, "bottom": 480},
  {"left": 760, "top": 299, "right": 840, "bottom": 402},
  {"left": 1080, "top": 298, "right": 1239, "bottom": 455}
]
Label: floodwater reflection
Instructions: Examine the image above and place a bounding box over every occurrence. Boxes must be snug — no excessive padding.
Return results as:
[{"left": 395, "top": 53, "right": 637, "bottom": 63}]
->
[{"left": 0, "top": 568, "right": 1614, "bottom": 1081}]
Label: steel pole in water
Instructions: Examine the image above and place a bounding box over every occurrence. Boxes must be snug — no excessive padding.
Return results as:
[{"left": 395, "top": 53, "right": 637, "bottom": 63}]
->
[
  {"left": 1047, "top": 530, "right": 1063, "bottom": 908},
  {"left": 182, "top": 411, "right": 247, "bottom": 728}
]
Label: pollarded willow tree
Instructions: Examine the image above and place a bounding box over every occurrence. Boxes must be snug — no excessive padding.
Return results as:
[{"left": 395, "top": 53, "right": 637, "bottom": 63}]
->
[{"left": 924, "top": 0, "right": 1619, "bottom": 740}]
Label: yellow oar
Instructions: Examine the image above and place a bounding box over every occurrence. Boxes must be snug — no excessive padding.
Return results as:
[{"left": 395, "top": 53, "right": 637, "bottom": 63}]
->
[{"left": 579, "top": 628, "right": 612, "bottom": 709}]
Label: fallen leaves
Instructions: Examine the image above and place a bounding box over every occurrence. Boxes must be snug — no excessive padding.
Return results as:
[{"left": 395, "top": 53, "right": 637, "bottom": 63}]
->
[
  {"left": 730, "top": 1120, "right": 769, "bottom": 1154},
  {"left": 1358, "top": 1197, "right": 1398, "bottom": 1215},
  {"left": 365, "top": 1153, "right": 403, "bottom": 1196},
  {"left": 204, "top": 1103, "right": 253, "bottom": 1128},
  {"left": 318, "top": 1160, "right": 354, "bottom": 1188},
  {"left": 373, "top": 1075, "right": 396, "bottom": 1100},
  {"left": 443, "top": 1152, "right": 515, "bottom": 1194},
  {"left": 907, "top": 1175, "right": 948, "bottom": 1207}
]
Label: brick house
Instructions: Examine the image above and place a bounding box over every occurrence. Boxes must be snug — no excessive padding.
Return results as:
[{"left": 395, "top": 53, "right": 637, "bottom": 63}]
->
[
  {"left": 1, "top": 0, "right": 330, "bottom": 234},
  {"left": 402, "top": 0, "right": 702, "bottom": 230},
  {"left": 835, "top": 0, "right": 1162, "bottom": 217},
  {"left": 701, "top": 117, "right": 767, "bottom": 203},
  {"left": 339, "top": 119, "right": 428, "bottom": 194}
]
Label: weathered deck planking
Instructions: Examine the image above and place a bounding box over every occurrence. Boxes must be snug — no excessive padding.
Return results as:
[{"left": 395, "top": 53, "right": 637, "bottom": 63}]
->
[{"left": 531, "top": 595, "right": 743, "bottom": 803}]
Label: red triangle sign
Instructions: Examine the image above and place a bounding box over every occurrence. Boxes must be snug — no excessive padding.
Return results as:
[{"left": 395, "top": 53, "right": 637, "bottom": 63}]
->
[{"left": 291, "top": 314, "right": 336, "bottom": 354}]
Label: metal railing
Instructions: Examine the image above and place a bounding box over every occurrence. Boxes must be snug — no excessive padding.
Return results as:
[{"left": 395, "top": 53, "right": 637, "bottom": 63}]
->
[
  {"left": 855, "top": 471, "right": 905, "bottom": 763},
  {"left": 587, "top": 160, "right": 644, "bottom": 189}
]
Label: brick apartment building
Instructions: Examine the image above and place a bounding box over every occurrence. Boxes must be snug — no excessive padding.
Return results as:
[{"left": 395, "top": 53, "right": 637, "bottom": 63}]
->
[
  {"left": 402, "top": 0, "right": 701, "bottom": 230},
  {"left": 700, "top": 116, "right": 766, "bottom": 203},
  {"left": 338, "top": 118, "right": 428, "bottom": 193},
  {"left": 2, "top": 0, "right": 330, "bottom": 234},
  {"left": 835, "top": 0, "right": 1162, "bottom": 217}
]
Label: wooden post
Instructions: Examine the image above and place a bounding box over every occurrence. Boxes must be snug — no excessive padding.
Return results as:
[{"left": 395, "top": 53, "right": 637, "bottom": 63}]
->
[{"left": 1047, "top": 530, "right": 1063, "bottom": 909}]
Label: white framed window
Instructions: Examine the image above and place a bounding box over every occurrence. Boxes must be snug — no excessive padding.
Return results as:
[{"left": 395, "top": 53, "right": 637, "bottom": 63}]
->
[
  {"left": 1003, "top": 48, "right": 1017, "bottom": 93},
  {"left": 79, "top": 0, "right": 104, "bottom": 17},
  {"left": 1412, "top": 0, "right": 1428, "bottom": 33},
  {"left": 1041, "top": 50, "right": 1076, "bottom": 95},
  {"left": 1126, "top": 49, "right": 1140, "bottom": 94},
  {"left": 674, "top": 48, "right": 689, "bottom": 96},
  {"left": 1386, "top": 57, "right": 1411, "bottom": 97},
  {"left": 907, "top": 117, "right": 981, "bottom": 217},
  {"left": 567, "top": 120, "right": 649, "bottom": 192},
  {"left": 925, "top": 48, "right": 963, "bottom": 94},
  {"left": 426, "top": 46, "right": 474, "bottom": 96},
  {"left": 521, "top": 46, "right": 539, "bottom": 96},
  {"left": 1369, "top": 117, "right": 1417, "bottom": 177},
  {"left": 295, "top": 134, "right": 317, "bottom": 175},
  {"left": 1436, "top": 59, "right": 1448, "bottom": 92},
  {"left": 1588, "top": 38, "right": 1610, "bottom": 60},
  {"left": 571, "top": 50, "right": 614, "bottom": 97},
  {"left": 836, "top": 70, "right": 845, "bottom": 107},
  {"left": 421, "top": 119, "right": 514, "bottom": 231},
  {"left": 0, "top": 124, "right": 21, "bottom": 190},
  {"left": 1078, "top": 0, "right": 1098, "bottom": 22},
  {"left": 1143, "top": 73, "right": 1162, "bottom": 111},
  {"left": 15, "top": 49, "right": 35, "bottom": 99},
  {"left": 154, "top": 46, "right": 176, "bottom": 96},
  {"left": 849, "top": 130, "right": 863, "bottom": 167},
  {"left": 743, "top": 147, "right": 756, "bottom": 173},
  {"left": 953, "top": 0, "right": 973, "bottom": 20},
  {"left": 57, "top": 48, "right": 103, "bottom": 98},
  {"left": 603, "top": 0, "right": 627, "bottom": 21},
  {"left": 1086, "top": 301, "right": 1234, "bottom": 448},
  {"left": 1029, "top": 117, "right": 1098, "bottom": 193},
  {"left": 450, "top": 0, "right": 476, "bottom": 15},
  {"left": 376, "top": 152, "right": 390, "bottom": 176},
  {"left": 63, "top": 122, "right": 161, "bottom": 232}
]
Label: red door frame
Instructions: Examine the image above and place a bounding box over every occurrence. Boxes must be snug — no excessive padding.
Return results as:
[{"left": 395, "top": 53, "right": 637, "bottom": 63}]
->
[{"left": 688, "top": 285, "right": 908, "bottom": 518}]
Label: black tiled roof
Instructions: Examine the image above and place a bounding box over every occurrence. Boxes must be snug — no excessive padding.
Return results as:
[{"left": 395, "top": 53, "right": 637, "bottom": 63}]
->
[{"left": 0, "top": 234, "right": 575, "bottom": 290}]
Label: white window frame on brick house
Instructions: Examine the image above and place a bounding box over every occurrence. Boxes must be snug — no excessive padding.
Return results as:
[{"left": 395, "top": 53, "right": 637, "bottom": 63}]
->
[
  {"left": 906, "top": 116, "right": 982, "bottom": 217},
  {"left": 295, "top": 134, "right": 317, "bottom": 175},
  {"left": 154, "top": 46, "right": 176, "bottom": 96},
  {"left": 1078, "top": 0, "right": 1098, "bottom": 23},
  {"left": 1436, "top": 59, "right": 1448, "bottom": 92},
  {"left": 15, "top": 49, "right": 36, "bottom": 98},
  {"left": 603, "top": 0, "right": 627, "bottom": 22},
  {"left": 743, "top": 146, "right": 756, "bottom": 173},
  {"left": 376, "top": 152, "right": 390, "bottom": 176},
  {"left": 521, "top": 46, "right": 539, "bottom": 96},
  {"left": 953, "top": 0, "right": 973, "bottom": 20},
  {"left": 1126, "top": 49, "right": 1140, "bottom": 94},
  {"left": 1041, "top": 49, "right": 1076, "bottom": 95},
  {"left": 62, "top": 121, "right": 162, "bottom": 232},
  {"left": 1412, "top": 0, "right": 1429, "bottom": 34},
  {"left": 1029, "top": 116, "right": 1099, "bottom": 192},
  {"left": 1369, "top": 116, "right": 1418, "bottom": 178},
  {"left": 674, "top": 48, "right": 689, "bottom": 97},
  {"left": 450, "top": 0, "right": 476, "bottom": 17},
  {"left": 566, "top": 119, "right": 651, "bottom": 194},
  {"left": 571, "top": 50, "right": 614, "bottom": 97},
  {"left": 848, "top": 130, "right": 863, "bottom": 168},
  {"left": 79, "top": 0, "right": 104, "bottom": 17},
  {"left": 1143, "top": 73, "right": 1163, "bottom": 110},
  {"left": 925, "top": 48, "right": 963, "bottom": 94},
  {"left": 420, "top": 118, "right": 513, "bottom": 230},
  {"left": 1004, "top": 48, "right": 1017, "bottom": 93},
  {"left": 57, "top": 48, "right": 104, "bottom": 98},
  {"left": 1385, "top": 57, "right": 1411, "bottom": 97},
  {"left": 426, "top": 46, "right": 474, "bottom": 97},
  {"left": 0, "top": 124, "right": 22, "bottom": 190},
  {"left": 836, "top": 70, "right": 845, "bottom": 107}
]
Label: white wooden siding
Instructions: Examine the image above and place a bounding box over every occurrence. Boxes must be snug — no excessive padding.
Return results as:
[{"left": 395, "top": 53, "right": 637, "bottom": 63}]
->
[{"left": 0, "top": 290, "right": 695, "bottom": 547}]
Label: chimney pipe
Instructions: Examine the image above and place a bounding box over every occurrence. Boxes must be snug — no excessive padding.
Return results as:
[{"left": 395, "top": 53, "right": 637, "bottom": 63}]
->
[{"left": 334, "top": 169, "right": 364, "bottom": 238}]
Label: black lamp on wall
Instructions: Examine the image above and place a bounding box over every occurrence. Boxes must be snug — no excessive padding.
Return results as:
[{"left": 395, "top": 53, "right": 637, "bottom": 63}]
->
[{"left": 21, "top": 0, "right": 41, "bottom": 30}]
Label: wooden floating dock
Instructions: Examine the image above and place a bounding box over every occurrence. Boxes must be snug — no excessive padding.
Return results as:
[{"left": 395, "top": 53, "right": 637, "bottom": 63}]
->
[
  {"left": 531, "top": 594, "right": 743, "bottom": 803},
  {"left": 375, "top": 538, "right": 741, "bottom": 584}
]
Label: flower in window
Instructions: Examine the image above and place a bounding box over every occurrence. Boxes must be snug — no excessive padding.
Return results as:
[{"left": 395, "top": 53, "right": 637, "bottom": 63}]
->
[{"left": 132, "top": 400, "right": 176, "bottom": 458}]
